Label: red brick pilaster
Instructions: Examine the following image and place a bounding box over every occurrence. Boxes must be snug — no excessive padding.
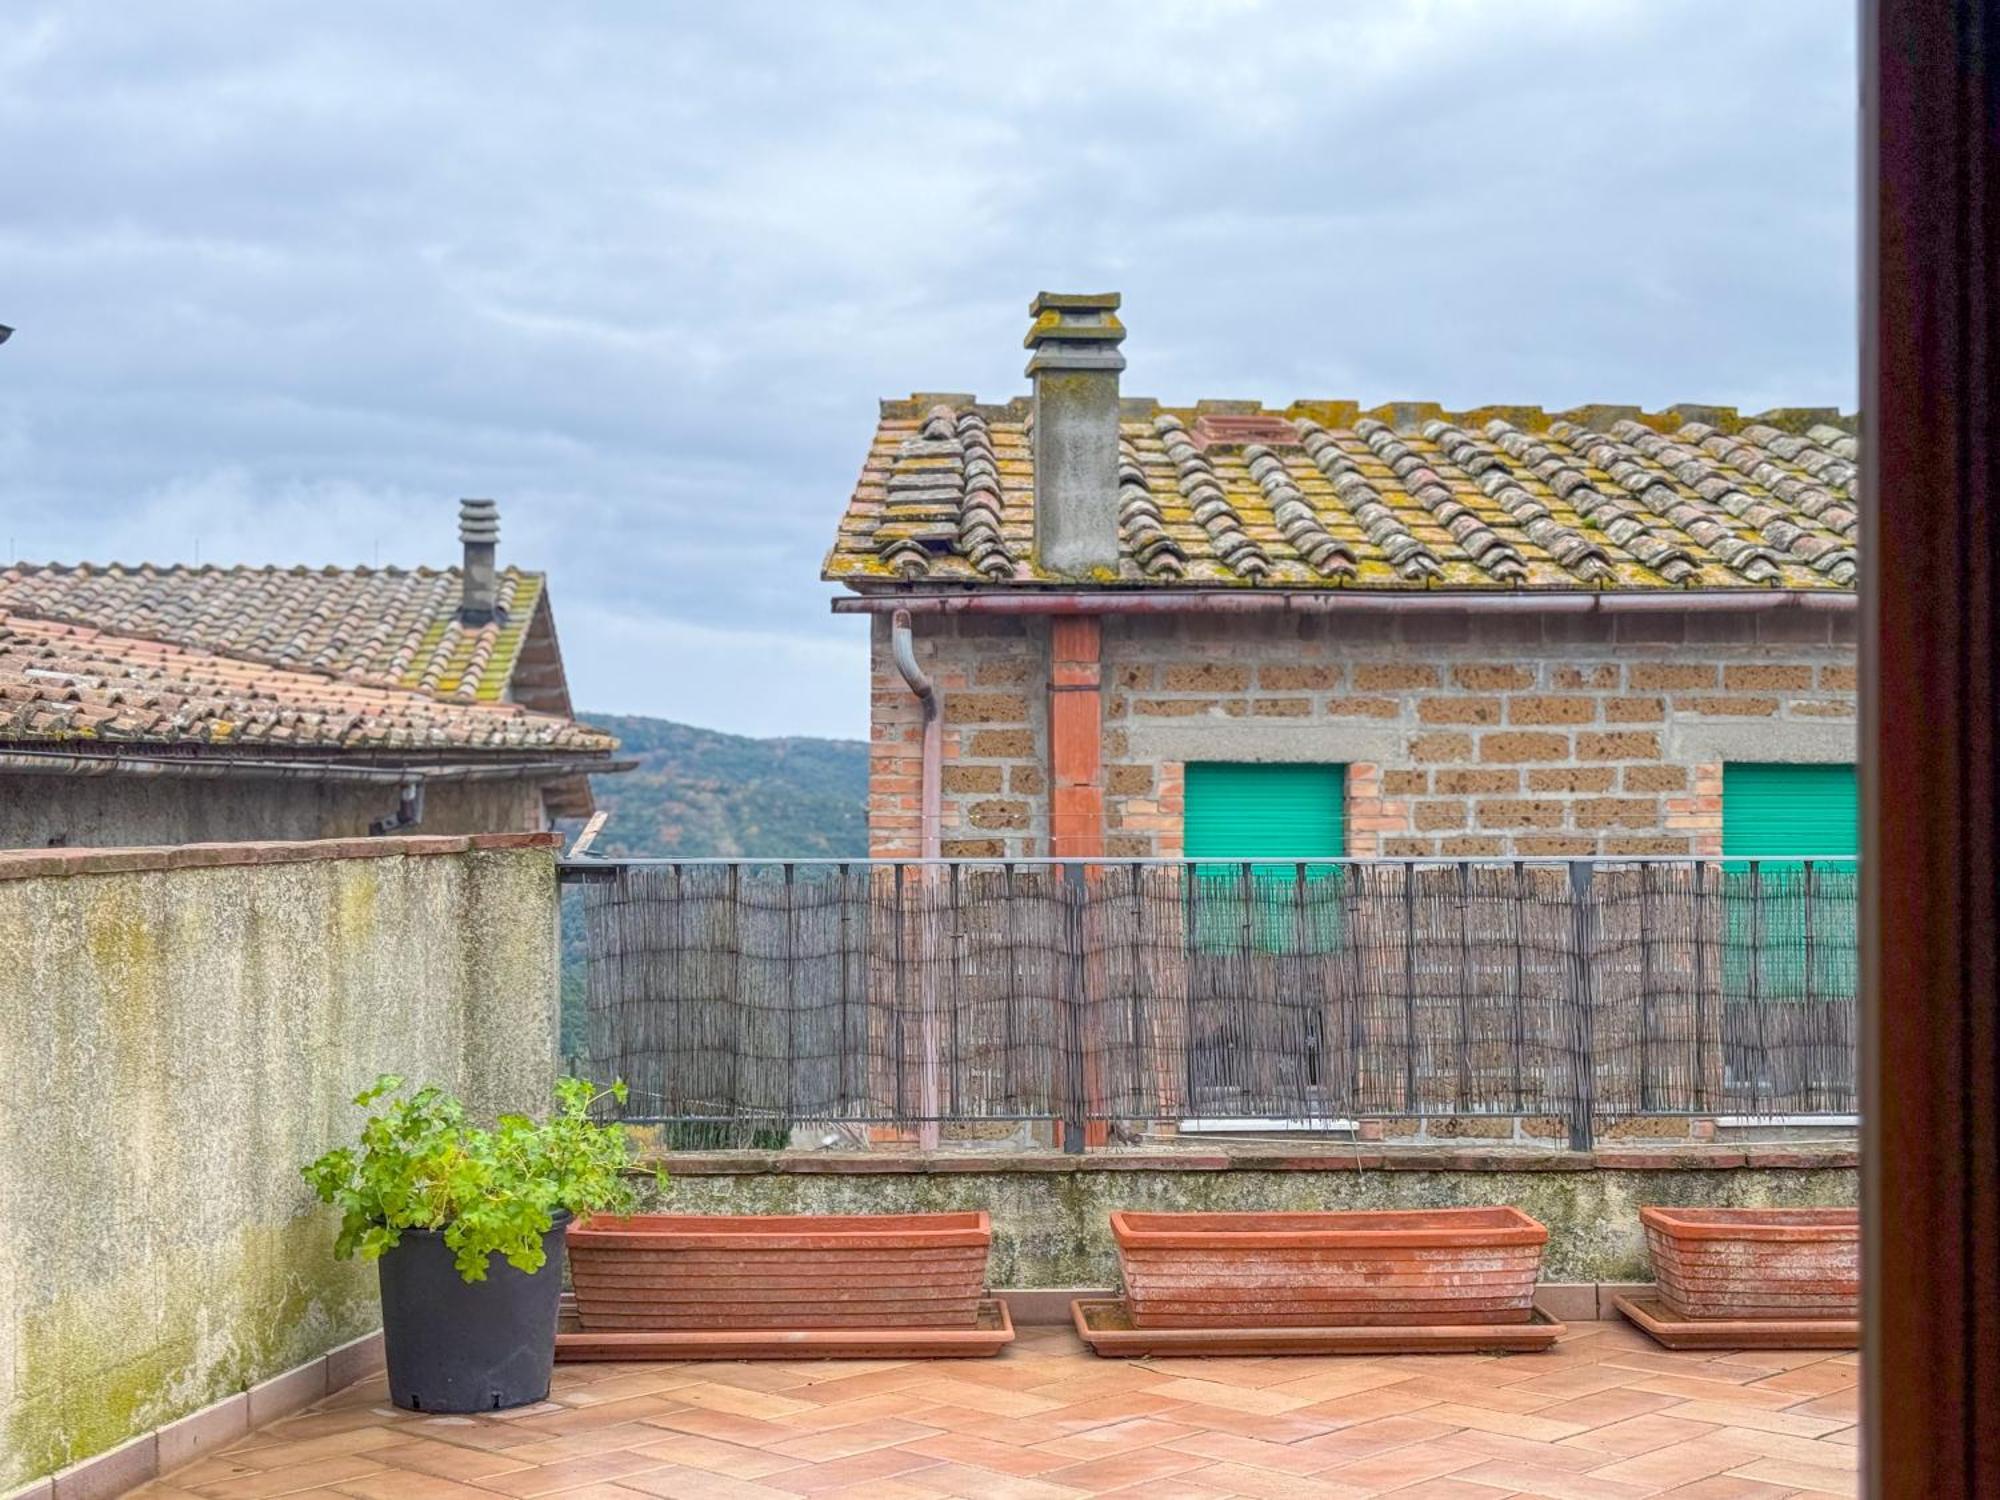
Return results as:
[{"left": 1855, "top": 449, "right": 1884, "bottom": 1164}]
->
[{"left": 1049, "top": 615, "right": 1104, "bottom": 857}]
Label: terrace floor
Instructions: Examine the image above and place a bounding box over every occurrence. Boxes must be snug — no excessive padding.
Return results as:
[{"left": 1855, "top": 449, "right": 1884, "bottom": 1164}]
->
[{"left": 129, "top": 1319, "right": 1858, "bottom": 1500}]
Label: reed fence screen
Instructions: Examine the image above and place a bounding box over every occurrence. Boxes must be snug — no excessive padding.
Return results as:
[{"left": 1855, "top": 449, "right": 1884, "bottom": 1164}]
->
[{"left": 567, "top": 858, "right": 1857, "bottom": 1149}]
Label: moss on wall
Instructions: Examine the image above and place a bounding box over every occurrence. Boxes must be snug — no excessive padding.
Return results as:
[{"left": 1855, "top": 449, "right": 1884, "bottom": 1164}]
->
[
  {"left": 643, "top": 1164, "right": 1856, "bottom": 1286},
  {"left": 0, "top": 844, "right": 559, "bottom": 1490}
]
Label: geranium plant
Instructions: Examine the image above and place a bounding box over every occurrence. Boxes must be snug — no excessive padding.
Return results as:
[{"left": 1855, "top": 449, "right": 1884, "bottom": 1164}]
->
[{"left": 302, "top": 1074, "right": 656, "bottom": 1282}]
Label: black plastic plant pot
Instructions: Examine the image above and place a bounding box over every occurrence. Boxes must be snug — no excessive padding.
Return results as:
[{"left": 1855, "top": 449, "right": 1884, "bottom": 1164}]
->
[{"left": 376, "top": 1212, "right": 568, "bottom": 1412}]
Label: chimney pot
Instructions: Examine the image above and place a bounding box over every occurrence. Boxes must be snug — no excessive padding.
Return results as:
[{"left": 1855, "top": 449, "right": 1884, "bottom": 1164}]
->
[
  {"left": 458, "top": 499, "right": 501, "bottom": 624},
  {"left": 1024, "top": 291, "right": 1125, "bottom": 574}
]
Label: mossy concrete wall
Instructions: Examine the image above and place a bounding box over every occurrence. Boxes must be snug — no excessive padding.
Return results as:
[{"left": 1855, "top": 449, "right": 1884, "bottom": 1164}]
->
[
  {"left": 0, "top": 834, "right": 560, "bottom": 1491},
  {"left": 640, "top": 1147, "right": 1857, "bottom": 1287}
]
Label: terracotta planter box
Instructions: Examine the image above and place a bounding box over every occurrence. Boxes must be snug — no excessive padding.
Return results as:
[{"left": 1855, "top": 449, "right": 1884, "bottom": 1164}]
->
[
  {"left": 1641, "top": 1206, "right": 1859, "bottom": 1321},
  {"left": 566, "top": 1212, "right": 991, "bottom": 1330},
  {"left": 1109, "top": 1207, "right": 1548, "bottom": 1328}
]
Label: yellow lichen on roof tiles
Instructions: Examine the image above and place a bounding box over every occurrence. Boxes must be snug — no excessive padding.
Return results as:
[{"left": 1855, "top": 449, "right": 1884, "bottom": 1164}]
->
[
  {"left": 0, "top": 562, "right": 553, "bottom": 701},
  {"left": 0, "top": 610, "right": 614, "bottom": 754},
  {"left": 825, "top": 395, "right": 1860, "bottom": 592}
]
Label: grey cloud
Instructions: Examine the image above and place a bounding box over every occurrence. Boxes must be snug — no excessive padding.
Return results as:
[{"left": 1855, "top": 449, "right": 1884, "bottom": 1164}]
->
[{"left": 0, "top": 0, "right": 1855, "bottom": 736}]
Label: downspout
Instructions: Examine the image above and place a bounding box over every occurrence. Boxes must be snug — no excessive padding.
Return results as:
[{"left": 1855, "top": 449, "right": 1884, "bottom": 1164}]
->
[
  {"left": 890, "top": 608, "right": 942, "bottom": 861},
  {"left": 889, "top": 608, "right": 943, "bottom": 1150}
]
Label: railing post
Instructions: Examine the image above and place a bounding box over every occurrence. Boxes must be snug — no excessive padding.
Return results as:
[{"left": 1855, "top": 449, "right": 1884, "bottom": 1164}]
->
[
  {"left": 1456, "top": 860, "right": 1473, "bottom": 1112},
  {"left": 892, "top": 860, "right": 908, "bottom": 1125},
  {"left": 836, "top": 861, "right": 852, "bottom": 1117},
  {"left": 1750, "top": 858, "right": 1768, "bottom": 1116},
  {"left": 1638, "top": 862, "right": 1656, "bottom": 1112},
  {"left": 783, "top": 861, "right": 798, "bottom": 1123},
  {"left": 1803, "top": 857, "right": 1818, "bottom": 1113},
  {"left": 1402, "top": 865, "right": 1419, "bottom": 1113},
  {"left": 1694, "top": 857, "right": 1711, "bottom": 1111},
  {"left": 1567, "top": 859, "right": 1597, "bottom": 1152},
  {"left": 918, "top": 862, "right": 941, "bottom": 1152},
  {"left": 1061, "top": 861, "right": 1088, "bottom": 1154}
]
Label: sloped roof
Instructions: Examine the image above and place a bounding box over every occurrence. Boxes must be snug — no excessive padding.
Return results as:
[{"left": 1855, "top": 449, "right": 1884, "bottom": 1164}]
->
[
  {"left": 0, "top": 563, "right": 545, "bottom": 701},
  {"left": 825, "top": 399, "right": 1858, "bottom": 592},
  {"left": 0, "top": 610, "right": 612, "bottom": 753}
]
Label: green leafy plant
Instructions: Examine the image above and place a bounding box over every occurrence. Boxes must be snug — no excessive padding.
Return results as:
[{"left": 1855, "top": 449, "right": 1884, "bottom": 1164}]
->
[{"left": 302, "top": 1075, "right": 659, "bottom": 1282}]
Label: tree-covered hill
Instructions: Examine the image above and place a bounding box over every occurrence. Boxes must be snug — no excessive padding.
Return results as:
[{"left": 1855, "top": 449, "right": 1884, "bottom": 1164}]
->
[
  {"left": 577, "top": 713, "right": 868, "bottom": 859},
  {"left": 558, "top": 714, "right": 868, "bottom": 1066}
]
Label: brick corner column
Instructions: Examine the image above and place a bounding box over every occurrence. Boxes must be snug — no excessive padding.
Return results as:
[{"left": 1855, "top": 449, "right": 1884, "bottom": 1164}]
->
[
  {"left": 1048, "top": 614, "right": 1105, "bottom": 857},
  {"left": 1047, "top": 612, "right": 1108, "bottom": 1147}
]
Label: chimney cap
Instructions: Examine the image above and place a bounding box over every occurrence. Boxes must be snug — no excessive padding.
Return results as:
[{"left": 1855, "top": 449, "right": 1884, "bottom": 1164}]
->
[
  {"left": 459, "top": 498, "right": 499, "bottom": 545},
  {"left": 1028, "top": 290, "right": 1120, "bottom": 316},
  {"left": 1024, "top": 291, "right": 1127, "bottom": 375}
]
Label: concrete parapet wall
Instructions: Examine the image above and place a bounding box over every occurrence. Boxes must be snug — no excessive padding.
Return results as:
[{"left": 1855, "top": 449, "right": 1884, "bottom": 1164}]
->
[
  {"left": 637, "top": 1143, "right": 1856, "bottom": 1287},
  {"left": 0, "top": 833, "right": 561, "bottom": 1491}
]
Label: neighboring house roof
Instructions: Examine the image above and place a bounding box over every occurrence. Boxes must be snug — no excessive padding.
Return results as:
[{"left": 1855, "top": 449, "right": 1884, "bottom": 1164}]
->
[
  {"left": 825, "top": 399, "right": 1859, "bottom": 593},
  {"left": 0, "top": 532, "right": 613, "bottom": 818},
  {"left": 0, "top": 610, "right": 613, "bottom": 753},
  {"left": 0, "top": 563, "right": 561, "bottom": 706}
]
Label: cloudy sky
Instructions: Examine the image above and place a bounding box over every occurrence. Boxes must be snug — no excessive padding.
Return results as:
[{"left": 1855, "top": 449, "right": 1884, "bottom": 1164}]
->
[{"left": 0, "top": 3, "right": 1856, "bottom": 739}]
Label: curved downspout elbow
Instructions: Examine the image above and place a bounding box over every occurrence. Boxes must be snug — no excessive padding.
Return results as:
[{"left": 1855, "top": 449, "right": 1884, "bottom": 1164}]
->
[{"left": 890, "top": 609, "right": 942, "bottom": 861}]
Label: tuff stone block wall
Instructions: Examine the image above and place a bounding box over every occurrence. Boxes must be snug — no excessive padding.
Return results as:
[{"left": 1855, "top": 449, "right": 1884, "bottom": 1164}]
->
[
  {"left": 0, "top": 834, "right": 561, "bottom": 1491},
  {"left": 869, "top": 613, "right": 1050, "bottom": 857},
  {"left": 868, "top": 607, "right": 1857, "bottom": 859}
]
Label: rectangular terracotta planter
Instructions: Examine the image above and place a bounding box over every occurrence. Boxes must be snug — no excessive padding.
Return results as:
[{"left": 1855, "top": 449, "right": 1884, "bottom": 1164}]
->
[
  {"left": 1641, "top": 1206, "right": 1859, "bottom": 1321},
  {"left": 1109, "top": 1207, "right": 1548, "bottom": 1328},
  {"left": 566, "top": 1212, "right": 991, "bottom": 1330}
]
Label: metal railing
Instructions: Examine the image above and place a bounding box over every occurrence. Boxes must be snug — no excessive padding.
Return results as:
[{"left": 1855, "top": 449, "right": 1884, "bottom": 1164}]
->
[{"left": 563, "top": 857, "right": 1857, "bottom": 1150}]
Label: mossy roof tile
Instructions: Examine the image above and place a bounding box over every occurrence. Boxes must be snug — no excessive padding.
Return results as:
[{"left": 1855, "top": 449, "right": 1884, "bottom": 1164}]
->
[
  {"left": 0, "top": 563, "right": 549, "bottom": 699},
  {"left": 825, "top": 397, "right": 1860, "bottom": 593},
  {"left": 0, "top": 610, "right": 615, "bottom": 753}
]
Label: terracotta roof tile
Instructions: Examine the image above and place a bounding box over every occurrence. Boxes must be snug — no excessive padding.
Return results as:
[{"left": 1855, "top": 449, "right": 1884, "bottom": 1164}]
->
[
  {"left": 0, "top": 563, "right": 546, "bottom": 700},
  {"left": 825, "top": 398, "right": 1861, "bottom": 592},
  {"left": 0, "top": 611, "right": 613, "bottom": 755}
]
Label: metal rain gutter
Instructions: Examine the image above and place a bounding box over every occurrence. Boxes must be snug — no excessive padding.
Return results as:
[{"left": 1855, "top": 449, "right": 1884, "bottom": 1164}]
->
[
  {"left": 833, "top": 589, "right": 1856, "bottom": 617},
  {"left": 0, "top": 749, "right": 627, "bottom": 783}
]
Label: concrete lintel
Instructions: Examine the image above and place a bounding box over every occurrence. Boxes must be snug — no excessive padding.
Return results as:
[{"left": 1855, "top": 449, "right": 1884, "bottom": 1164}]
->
[
  {"left": 1127, "top": 721, "right": 1405, "bottom": 766},
  {"left": 1667, "top": 720, "right": 1858, "bottom": 765}
]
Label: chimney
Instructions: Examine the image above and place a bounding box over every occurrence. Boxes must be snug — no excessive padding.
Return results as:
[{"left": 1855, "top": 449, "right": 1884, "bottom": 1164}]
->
[
  {"left": 458, "top": 498, "right": 501, "bottom": 624},
  {"left": 1024, "top": 291, "right": 1126, "bottom": 574}
]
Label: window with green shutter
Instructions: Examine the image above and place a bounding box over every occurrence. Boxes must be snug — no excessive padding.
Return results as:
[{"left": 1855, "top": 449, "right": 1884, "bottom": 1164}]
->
[
  {"left": 1721, "top": 762, "right": 1858, "bottom": 1003},
  {"left": 1183, "top": 762, "right": 1346, "bottom": 952},
  {"left": 1721, "top": 763, "right": 1858, "bottom": 860}
]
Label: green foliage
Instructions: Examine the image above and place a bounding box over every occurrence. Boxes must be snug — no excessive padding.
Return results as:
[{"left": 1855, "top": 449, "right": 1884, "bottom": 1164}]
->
[
  {"left": 568, "top": 713, "right": 868, "bottom": 860},
  {"left": 301, "top": 1076, "right": 659, "bottom": 1283}
]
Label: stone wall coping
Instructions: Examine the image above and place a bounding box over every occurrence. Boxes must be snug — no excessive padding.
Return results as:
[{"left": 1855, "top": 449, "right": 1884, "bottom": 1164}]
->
[
  {"left": 637, "top": 1142, "right": 1858, "bottom": 1176},
  {"left": 0, "top": 830, "right": 561, "bottom": 882}
]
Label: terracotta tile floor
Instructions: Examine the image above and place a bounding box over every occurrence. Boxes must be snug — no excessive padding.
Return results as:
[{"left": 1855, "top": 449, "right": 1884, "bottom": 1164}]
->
[{"left": 129, "top": 1321, "right": 1858, "bottom": 1499}]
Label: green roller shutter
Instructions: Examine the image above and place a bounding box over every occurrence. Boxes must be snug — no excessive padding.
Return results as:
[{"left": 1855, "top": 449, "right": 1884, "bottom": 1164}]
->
[
  {"left": 1721, "top": 763, "right": 1858, "bottom": 858},
  {"left": 1183, "top": 763, "right": 1346, "bottom": 952},
  {"left": 1721, "top": 763, "right": 1857, "bottom": 1003},
  {"left": 1184, "top": 762, "right": 1347, "bottom": 859}
]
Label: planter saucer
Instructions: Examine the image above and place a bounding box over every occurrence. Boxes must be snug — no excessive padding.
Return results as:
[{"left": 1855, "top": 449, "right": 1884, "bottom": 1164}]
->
[
  {"left": 554, "top": 1296, "right": 1014, "bottom": 1361},
  {"left": 1613, "top": 1292, "right": 1859, "bottom": 1351},
  {"left": 1070, "top": 1297, "right": 1565, "bottom": 1358}
]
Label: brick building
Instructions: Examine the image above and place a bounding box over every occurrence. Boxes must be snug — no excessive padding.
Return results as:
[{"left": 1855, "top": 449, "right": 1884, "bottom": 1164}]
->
[{"left": 825, "top": 294, "right": 1858, "bottom": 865}]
